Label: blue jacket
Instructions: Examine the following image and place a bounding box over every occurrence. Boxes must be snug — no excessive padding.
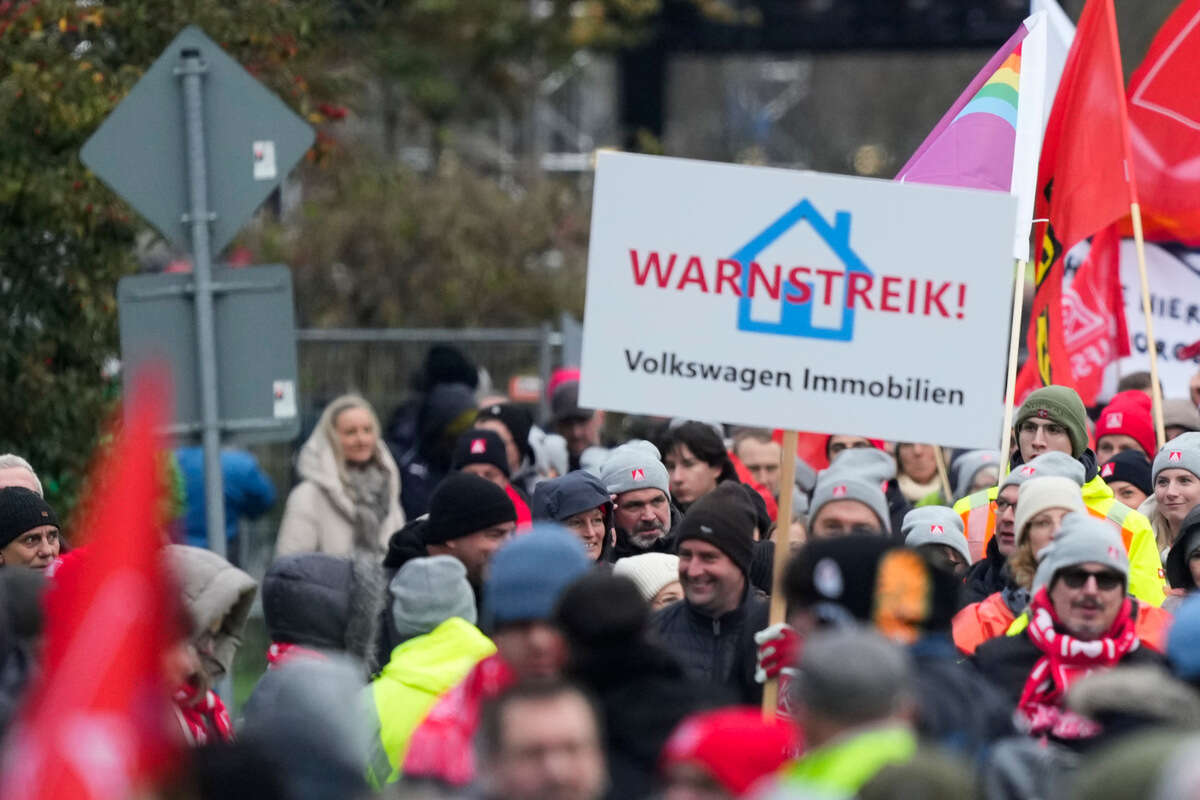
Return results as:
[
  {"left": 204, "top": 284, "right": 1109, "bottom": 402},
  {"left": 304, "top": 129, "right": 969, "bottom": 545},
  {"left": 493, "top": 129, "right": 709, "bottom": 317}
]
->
[{"left": 176, "top": 447, "right": 276, "bottom": 546}]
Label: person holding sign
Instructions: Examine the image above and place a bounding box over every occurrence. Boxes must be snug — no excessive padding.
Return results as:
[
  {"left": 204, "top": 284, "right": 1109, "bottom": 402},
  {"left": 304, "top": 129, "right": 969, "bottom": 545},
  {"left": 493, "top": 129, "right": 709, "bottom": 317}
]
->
[{"left": 954, "top": 386, "right": 1165, "bottom": 607}]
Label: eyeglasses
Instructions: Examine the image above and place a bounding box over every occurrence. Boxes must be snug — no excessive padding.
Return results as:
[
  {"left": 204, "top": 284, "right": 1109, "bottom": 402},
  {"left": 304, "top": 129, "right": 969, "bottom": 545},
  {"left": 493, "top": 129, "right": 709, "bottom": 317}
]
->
[
  {"left": 995, "top": 498, "right": 1015, "bottom": 512},
  {"left": 1057, "top": 568, "right": 1123, "bottom": 591}
]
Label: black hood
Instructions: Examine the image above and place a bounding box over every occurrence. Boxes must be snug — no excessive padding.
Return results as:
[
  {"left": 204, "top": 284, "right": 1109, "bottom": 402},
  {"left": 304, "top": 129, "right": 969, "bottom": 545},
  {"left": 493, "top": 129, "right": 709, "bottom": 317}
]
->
[{"left": 1165, "top": 506, "right": 1200, "bottom": 590}]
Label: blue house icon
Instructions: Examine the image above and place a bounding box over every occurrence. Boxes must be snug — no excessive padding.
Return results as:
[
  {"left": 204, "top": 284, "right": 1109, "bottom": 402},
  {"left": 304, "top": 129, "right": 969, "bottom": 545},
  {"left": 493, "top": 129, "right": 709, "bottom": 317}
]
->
[{"left": 734, "top": 199, "right": 871, "bottom": 342}]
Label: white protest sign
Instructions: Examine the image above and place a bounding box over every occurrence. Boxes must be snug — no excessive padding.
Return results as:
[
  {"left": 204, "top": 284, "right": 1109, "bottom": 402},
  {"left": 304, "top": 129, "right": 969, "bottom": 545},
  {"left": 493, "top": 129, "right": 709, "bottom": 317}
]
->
[
  {"left": 579, "top": 152, "right": 1018, "bottom": 449},
  {"left": 1113, "top": 241, "right": 1200, "bottom": 394}
]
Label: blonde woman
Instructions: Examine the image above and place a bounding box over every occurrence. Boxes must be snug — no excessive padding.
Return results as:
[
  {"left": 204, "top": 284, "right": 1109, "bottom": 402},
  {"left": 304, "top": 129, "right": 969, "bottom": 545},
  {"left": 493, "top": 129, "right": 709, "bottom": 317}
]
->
[
  {"left": 1138, "top": 432, "right": 1200, "bottom": 559},
  {"left": 276, "top": 394, "right": 404, "bottom": 559}
]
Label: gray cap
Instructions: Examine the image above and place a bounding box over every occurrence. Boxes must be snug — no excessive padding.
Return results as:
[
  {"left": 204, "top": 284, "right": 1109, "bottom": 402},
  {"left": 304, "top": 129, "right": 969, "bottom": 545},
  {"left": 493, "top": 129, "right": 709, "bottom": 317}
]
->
[
  {"left": 952, "top": 450, "right": 1000, "bottom": 500},
  {"left": 830, "top": 446, "right": 896, "bottom": 484},
  {"left": 809, "top": 468, "right": 891, "bottom": 534},
  {"left": 1153, "top": 432, "right": 1200, "bottom": 483},
  {"left": 1164, "top": 398, "right": 1200, "bottom": 434},
  {"left": 597, "top": 440, "right": 670, "bottom": 500},
  {"left": 902, "top": 506, "right": 970, "bottom": 564},
  {"left": 999, "top": 450, "right": 1086, "bottom": 491},
  {"left": 389, "top": 555, "right": 477, "bottom": 639},
  {"left": 1032, "top": 512, "right": 1129, "bottom": 593},
  {"left": 794, "top": 628, "right": 914, "bottom": 724}
]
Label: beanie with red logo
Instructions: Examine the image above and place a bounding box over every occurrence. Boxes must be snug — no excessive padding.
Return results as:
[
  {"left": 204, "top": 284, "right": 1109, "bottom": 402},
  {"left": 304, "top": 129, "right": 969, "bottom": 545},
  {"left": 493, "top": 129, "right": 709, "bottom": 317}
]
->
[
  {"left": 998, "top": 451, "right": 1086, "bottom": 492},
  {"left": 809, "top": 468, "right": 891, "bottom": 534},
  {"left": 451, "top": 428, "right": 510, "bottom": 478},
  {"left": 596, "top": 440, "right": 671, "bottom": 500},
  {"left": 1096, "top": 390, "right": 1156, "bottom": 457},
  {"left": 900, "top": 505, "right": 969, "bottom": 564},
  {"left": 1153, "top": 432, "right": 1200, "bottom": 483}
]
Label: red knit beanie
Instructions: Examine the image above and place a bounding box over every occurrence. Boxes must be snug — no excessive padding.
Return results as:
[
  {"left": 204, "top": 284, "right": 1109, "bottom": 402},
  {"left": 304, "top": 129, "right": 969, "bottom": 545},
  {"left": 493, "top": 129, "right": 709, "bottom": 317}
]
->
[
  {"left": 661, "top": 707, "right": 797, "bottom": 796},
  {"left": 1096, "top": 390, "right": 1155, "bottom": 457}
]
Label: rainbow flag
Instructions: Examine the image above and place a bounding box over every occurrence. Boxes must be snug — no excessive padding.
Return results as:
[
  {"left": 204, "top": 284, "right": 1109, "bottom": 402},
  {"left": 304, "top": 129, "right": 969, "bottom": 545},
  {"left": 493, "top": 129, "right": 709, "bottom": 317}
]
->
[{"left": 897, "top": 12, "right": 1048, "bottom": 259}]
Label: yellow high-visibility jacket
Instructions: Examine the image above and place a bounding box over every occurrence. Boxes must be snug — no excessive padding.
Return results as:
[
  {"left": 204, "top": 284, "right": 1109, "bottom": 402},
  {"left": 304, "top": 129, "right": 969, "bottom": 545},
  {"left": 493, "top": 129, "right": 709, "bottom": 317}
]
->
[{"left": 954, "top": 476, "right": 1165, "bottom": 607}]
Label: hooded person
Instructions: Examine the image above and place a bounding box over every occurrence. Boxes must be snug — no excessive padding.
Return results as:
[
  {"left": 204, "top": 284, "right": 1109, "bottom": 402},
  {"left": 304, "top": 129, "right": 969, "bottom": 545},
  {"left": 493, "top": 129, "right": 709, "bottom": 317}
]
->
[
  {"left": 597, "top": 440, "right": 681, "bottom": 559},
  {"left": 532, "top": 471, "right": 616, "bottom": 563},
  {"left": 827, "top": 446, "right": 910, "bottom": 534},
  {"left": 365, "top": 556, "right": 495, "bottom": 787},
  {"left": 276, "top": 394, "right": 405, "bottom": 560},
  {"left": 165, "top": 545, "right": 257, "bottom": 746},
  {"left": 452, "top": 427, "right": 532, "bottom": 530},
  {"left": 807, "top": 467, "right": 892, "bottom": 539},
  {"left": 954, "top": 385, "right": 1165, "bottom": 608},
  {"left": 555, "top": 572, "right": 730, "bottom": 799},
  {"left": 1140, "top": 432, "right": 1200, "bottom": 559},
  {"left": 249, "top": 553, "right": 386, "bottom": 695},
  {"left": 650, "top": 482, "right": 768, "bottom": 705},
  {"left": 375, "top": 473, "right": 517, "bottom": 667},
  {"left": 401, "top": 526, "right": 592, "bottom": 787},
  {"left": 974, "top": 513, "right": 1169, "bottom": 746}
]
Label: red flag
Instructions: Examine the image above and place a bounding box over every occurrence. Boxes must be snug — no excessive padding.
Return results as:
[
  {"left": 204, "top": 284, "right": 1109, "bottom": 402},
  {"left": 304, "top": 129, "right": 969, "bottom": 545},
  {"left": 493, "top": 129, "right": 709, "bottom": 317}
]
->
[
  {"left": 1017, "top": 0, "right": 1136, "bottom": 398},
  {"left": 1125, "top": 0, "right": 1200, "bottom": 245},
  {"left": 0, "top": 372, "right": 181, "bottom": 799},
  {"left": 1058, "top": 226, "right": 1131, "bottom": 404}
]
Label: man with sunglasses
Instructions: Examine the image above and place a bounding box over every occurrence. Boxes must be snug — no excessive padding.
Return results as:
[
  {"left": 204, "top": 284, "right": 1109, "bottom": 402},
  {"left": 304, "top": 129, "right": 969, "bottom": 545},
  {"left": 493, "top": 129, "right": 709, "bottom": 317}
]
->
[{"left": 974, "top": 514, "right": 1166, "bottom": 746}]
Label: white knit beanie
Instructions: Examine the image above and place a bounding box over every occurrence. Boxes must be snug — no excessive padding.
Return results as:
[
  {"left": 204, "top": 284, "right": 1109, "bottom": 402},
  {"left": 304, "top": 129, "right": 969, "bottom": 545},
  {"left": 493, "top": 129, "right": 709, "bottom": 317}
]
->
[
  {"left": 1014, "top": 476, "right": 1086, "bottom": 547},
  {"left": 612, "top": 552, "right": 680, "bottom": 602}
]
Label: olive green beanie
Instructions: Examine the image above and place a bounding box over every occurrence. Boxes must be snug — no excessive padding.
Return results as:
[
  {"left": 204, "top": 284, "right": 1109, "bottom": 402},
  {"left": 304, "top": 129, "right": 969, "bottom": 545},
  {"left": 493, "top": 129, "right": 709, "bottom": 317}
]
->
[{"left": 1014, "top": 386, "right": 1089, "bottom": 458}]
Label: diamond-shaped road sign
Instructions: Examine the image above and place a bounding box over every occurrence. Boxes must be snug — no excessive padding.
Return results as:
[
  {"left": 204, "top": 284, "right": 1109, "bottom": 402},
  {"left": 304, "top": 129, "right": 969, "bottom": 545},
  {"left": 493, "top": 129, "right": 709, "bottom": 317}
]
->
[{"left": 81, "top": 25, "right": 314, "bottom": 253}]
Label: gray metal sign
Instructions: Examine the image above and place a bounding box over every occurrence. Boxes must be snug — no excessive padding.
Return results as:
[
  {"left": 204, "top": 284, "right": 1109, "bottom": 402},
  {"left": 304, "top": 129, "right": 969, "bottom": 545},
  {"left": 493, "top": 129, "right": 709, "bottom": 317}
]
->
[
  {"left": 81, "top": 25, "right": 314, "bottom": 254},
  {"left": 117, "top": 266, "right": 300, "bottom": 445}
]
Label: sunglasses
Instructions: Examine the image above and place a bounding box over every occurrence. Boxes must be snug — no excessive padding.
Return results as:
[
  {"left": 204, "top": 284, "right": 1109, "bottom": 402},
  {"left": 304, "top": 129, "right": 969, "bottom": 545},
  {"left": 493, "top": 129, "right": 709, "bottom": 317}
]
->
[{"left": 1057, "top": 568, "right": 1123, "bottom": 591}]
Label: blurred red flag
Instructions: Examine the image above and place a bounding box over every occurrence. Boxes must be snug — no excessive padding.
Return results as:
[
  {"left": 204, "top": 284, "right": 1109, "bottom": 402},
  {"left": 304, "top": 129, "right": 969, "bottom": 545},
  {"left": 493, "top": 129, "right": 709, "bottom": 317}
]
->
[
  {"left": 1057, "top": 226, "right": 1131, "bottom": 405},
  {"left": 1125, "top": 0, "right": 1200, "bottom": 245},
  {"left": 0, "top": 372, "right": 181, "bottom": 799},
  {"left": 1017, "top": 0, "right": 1136, "bottom": 399}
]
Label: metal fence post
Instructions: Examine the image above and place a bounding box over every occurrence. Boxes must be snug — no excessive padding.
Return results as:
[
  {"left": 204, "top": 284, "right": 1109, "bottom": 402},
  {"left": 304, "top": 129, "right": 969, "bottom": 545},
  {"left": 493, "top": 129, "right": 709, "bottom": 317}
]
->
[
  {"left": 538, "top": 321, "right": 554, "bottom": 425},
  {"left": 178, "top": 47, "right": 227, "bottom": 558}
]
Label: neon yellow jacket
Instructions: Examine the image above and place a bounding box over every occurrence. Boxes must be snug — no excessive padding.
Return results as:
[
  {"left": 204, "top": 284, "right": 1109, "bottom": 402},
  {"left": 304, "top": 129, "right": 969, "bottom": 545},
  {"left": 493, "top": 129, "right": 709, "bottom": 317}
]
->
[
  {"left": 773, "top": 725, "right": 916, "bottom": 797},
  {"left": 954, "top": 476, "right": 1165, "bottom": 607},
  {"left": 365, "top": 617, "right": 496, "bottom": 788}
]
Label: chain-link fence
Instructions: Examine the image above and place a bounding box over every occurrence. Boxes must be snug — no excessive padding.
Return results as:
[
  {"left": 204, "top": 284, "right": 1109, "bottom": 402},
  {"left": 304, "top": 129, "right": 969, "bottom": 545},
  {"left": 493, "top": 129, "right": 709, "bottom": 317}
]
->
[{"left": 234, "top": 326, "right": 563, "bottom": 579}]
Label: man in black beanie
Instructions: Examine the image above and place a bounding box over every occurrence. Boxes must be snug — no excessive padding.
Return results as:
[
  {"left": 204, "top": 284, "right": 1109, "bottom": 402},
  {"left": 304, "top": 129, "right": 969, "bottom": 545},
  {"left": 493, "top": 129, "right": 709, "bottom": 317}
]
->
[
  {"left": 422, "top": 473, "right": 518, "bottom": 589},
  {"left": 0, "top": 487, "right": 61, "bottom": 569},
  {"left": 649, "top": 482, "right": 768, "bottom": 704}
]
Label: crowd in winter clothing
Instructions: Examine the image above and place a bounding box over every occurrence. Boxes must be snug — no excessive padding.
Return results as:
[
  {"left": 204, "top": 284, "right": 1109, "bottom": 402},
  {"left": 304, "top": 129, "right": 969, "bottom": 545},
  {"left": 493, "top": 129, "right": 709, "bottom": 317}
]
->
[{"left": 7, "top": 348, "right": 1200, "bottom": 800}]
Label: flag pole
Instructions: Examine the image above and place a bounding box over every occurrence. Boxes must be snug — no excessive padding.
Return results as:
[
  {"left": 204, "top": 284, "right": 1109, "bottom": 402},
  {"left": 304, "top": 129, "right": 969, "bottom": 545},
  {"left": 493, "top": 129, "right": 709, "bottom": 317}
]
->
[
  {"left": 933, "top": 446, "right": 953, "bottom": 502},
  {"left": 999, "top": 259, "right": 1028, "bottom": 475},
  {"left": 1130, "top": 202, "right": 1167, "bottom": 448},
  {"left": 762, "top": 428, "right": 798, "bottom": 720}
]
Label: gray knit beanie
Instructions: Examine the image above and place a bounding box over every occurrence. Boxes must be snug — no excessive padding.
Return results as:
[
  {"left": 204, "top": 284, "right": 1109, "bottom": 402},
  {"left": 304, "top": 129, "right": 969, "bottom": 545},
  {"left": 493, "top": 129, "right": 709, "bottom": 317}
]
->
[
  {"left": 952, "top": 450, "right": 1000, "bottom": 500},
  {"left": 597, "top": 440, "right": 670, "bottom": 500},
  {"left": 389, "top": 555, "right": 477, "bottom": 640},
  {"left": 902, "top": 506, "right": 969, "bottom": 564},
  {"left": 1164, "top": 398, "right": 1200, "bottom": 434},
  {"left": 810, "top": 468, "right": 891, "bottom": 534},
  {"left": 1153, "top": 432, "right": 1200, "bottom": 483},
  {"left": 999, "top": 450, "right": 1086, "bottom": 491},
  {"left": 1032, "top": 512, "right": 1129, "bottom": 593},
  {"left": 829, "top": 446, "right": 896, "bottom": 484}
]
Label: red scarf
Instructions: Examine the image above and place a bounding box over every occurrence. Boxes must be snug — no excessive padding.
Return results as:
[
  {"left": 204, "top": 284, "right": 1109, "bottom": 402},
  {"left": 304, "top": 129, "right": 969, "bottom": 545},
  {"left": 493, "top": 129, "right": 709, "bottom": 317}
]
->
[
  {"left": 1017, "top": 588, "right": 1138, "bottom": 739},
  {"left": 266, "top": 641, "right": 326, "bottom": 669},
  {"left": 174, "top": 685, "right": 234, "bottom": 746}
]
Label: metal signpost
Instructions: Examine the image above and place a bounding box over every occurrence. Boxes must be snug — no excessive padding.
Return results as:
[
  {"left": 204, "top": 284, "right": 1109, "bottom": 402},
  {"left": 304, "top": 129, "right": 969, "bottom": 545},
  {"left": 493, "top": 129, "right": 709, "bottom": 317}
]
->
[{"left": 83, "top": 27, "right": 314, "bottom": 557}]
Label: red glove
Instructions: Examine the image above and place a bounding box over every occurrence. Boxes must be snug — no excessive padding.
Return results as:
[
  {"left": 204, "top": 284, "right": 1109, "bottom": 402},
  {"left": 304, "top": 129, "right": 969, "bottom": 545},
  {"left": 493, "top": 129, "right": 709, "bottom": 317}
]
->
[{"left": 754, "top": 623, "right": 800, "bottom": 684}]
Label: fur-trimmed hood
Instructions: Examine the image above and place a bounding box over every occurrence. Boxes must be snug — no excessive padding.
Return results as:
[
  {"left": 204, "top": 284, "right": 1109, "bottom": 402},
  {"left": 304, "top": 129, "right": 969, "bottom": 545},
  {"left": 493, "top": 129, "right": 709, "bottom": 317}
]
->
[
  {"left": 262, "top": 552, "right": 386, "bottom": 673},
  {"left": 166, "top": 545, "right": 257, "bottom": 677}
]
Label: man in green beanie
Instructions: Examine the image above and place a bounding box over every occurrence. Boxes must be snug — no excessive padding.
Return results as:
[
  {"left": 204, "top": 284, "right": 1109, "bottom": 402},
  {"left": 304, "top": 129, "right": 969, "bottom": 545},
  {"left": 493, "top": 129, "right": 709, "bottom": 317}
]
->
[{"left": 955, "top": 385, "right": 1166, "bottom": 611}]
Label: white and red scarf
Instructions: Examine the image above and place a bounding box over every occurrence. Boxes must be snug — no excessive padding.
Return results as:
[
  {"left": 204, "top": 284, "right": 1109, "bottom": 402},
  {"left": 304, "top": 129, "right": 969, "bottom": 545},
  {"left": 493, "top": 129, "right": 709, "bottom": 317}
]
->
[
  {"left": 1017, "top": 588, "right": 1138, "bottom": 739},
  {"left": 265, "top": 641, "right": 326, "bottom": 669},
  {"left": 174, "top": 685, "right": 234, "bottom": 747}
]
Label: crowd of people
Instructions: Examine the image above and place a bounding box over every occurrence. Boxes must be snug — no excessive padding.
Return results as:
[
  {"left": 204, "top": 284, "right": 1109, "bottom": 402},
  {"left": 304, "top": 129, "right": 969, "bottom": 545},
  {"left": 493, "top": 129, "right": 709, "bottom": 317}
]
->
[{"left": 4, "top": 345, "right": 1200, "bottom": 799}]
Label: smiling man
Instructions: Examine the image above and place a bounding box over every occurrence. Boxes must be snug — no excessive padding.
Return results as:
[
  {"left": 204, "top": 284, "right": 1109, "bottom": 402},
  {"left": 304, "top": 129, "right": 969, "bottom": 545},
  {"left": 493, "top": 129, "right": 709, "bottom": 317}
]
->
[
  {"left": 0, "top": 486, "right": 61, "bottom": 569},
  {"left": 974, "top": 514, "right": 1165, "bottom": 744},
  {"left": 650, "top": 482, "right": 768, "bottom": 704}
]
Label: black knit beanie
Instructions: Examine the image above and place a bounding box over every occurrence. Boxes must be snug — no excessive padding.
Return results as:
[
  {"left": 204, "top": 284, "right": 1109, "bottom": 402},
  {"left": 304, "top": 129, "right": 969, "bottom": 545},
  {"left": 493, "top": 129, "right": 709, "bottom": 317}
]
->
[
  {"left": 1100, "top": 449, "right": 1153, "bottom": 496},
  {"left": 423, "top": 473, "right": 517, "bottom": 545},
  {"left": 675, "top": 482, "right": 756, "bottom": 577},
  {"left": 452, "top": 428, "right": 511, "bottom": 478},
  {"left": 476, "top": 403, "right": 534, "bottom": 463},
  {"left": 0, "top": 487, "right": 58, "bottom": 549}
]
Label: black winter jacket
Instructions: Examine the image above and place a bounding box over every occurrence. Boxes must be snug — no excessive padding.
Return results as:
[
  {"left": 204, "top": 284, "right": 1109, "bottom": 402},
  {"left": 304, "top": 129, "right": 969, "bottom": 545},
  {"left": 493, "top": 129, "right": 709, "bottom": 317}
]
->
[
  {"left": 609, "top": 503, "right": 683, "bottom": 562},
  {"left": 962, "top": 537, "right": 1014, "bottom": 607},
  {"left": 649, "top": 586, "right": 768, "bottom": 705}
]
